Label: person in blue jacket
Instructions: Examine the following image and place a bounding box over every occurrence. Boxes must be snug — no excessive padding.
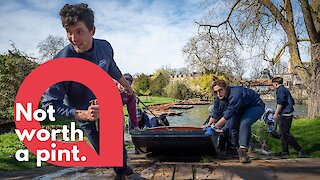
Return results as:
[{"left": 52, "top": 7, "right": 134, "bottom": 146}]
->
[
  {"left": 272, "top": 77, "right": 305, "bottom": 156},
  {"left": 213, "top": 78, "right": 265, "bottom": 163},
  {"left": 42, "top": 3, "right": 134, "bottom": 177},
  {"left": 129, "top": 108, "right": 152, "bottom": 130}
]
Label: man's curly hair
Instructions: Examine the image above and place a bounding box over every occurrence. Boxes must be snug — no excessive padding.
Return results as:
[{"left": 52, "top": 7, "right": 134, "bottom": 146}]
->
[{"left": 59, "top": 3, "right": 94, "bottom": 31}]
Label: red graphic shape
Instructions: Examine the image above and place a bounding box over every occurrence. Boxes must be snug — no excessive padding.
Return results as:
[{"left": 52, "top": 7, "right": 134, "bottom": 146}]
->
[{"left": 14, "top": 58, "right": 123, "bottom": 166}]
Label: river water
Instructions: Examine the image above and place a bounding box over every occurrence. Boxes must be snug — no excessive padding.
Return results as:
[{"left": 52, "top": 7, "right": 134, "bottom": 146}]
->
[{"left": 166, "top": 100, "right": 308, "bottom": 127}]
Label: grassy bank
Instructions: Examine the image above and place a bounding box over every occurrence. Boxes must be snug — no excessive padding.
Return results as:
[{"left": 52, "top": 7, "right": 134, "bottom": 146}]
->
[
  {"left": 0, "top": 132, "right": 38, "bottom": 171},
  {"left": 252, "top": 117, "right": 320, "bottom": 157},
  {"left": 123, "top": 96, "right": 175, "bottom": 122}
]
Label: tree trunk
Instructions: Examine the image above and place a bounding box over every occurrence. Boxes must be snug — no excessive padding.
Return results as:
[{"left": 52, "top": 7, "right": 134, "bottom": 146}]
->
[
  {"left": 307, "top": 43, "right": 320, "bottom": 117},
  {"left": 307, "top": 79, "right": 320, "bottom": 117}
]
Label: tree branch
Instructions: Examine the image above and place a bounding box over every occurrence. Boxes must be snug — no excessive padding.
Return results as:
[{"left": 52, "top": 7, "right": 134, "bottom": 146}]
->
[
  {"left": 258, "top": 0, "right": 290, "bottom": 31},
  {"left": 195, "top": 0, "right": 242, "bottom": 44},
  {"left": 299, "top": 0, "right": 320, "bottom": 43},
  {"left": 272, "top": 38, "right": 310, "bottom": 64}
]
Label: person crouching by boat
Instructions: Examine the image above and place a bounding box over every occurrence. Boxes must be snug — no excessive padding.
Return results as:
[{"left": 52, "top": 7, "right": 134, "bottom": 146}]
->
[
  {"left": 149, "top": 114, "right": 170, "bottom": 127},
  {"left": 158, "top": 114, "right": 170, "bottom": 126},
  {"left": 129, "top": 108, "right": 151, "bottom": 130},
  {"left": 130, "top": 109, "right": 170, "bottom": 130},
  {"left": 212, "top": 78, "right": 265, "bottom": 163}
]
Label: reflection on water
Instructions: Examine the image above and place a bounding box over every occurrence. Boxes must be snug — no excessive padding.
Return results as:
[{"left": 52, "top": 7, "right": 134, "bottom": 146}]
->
[
  {"left": 167, "top": 99, "right": 308, "bottom": 127},
  {"left": 166, "top": 105, "right": 210, "bottom": 127},
  {"left": 264, "top": 100, "right": 308, "bottom": 116}
]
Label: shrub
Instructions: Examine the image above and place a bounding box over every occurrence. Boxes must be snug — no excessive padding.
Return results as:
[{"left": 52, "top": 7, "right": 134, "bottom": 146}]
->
[{"left": 0, "top": 50, "right": 38, "bottom": 123}]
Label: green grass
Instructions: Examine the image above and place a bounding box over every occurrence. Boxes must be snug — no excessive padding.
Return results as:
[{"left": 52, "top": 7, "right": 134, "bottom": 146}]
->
[
  {"left": 123, "top": 96, "right": 175, "bottom": 123},
  {"left": 0, "top": 132, "right": 40, "bottom": 171},
  {"left": 136, "top": 96, "right": 176, "bottom": 107},
  {"left": 252, "top": 117, "right": 320, "bottom": 157}
]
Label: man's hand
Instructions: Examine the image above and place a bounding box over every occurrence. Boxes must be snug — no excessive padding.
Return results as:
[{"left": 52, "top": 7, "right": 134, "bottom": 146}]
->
[
  {"left": 74, "top": 99, "right": 100, "bottom": 121},
  {"left": 134, "top": 127, "right": 141, "bottom": 131},
  {"left": 273, "top": 113, "right": 280, "bottom": 122},
  {"left": 214, "top": 117, "right": 226, "bottom": 129},
  {"left": 274, "top": 104, "right": 282, "bottom": 122},
  {"left": 117, "top": 76, "right": 134, "bottom": 96},
  {"left": 123, "top": 86, "right": 134, "bottom": 96},
  {"left": 86, "top": 104, "right": 100, "bottom": 121},
  {"left": 201, "top": 123, "right": 208, "bottom": 129}
]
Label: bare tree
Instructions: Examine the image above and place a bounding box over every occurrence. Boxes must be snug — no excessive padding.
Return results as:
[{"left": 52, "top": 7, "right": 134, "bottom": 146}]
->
[
  {"left": 197, "top": 0, "right": 320, "bottom": 117},
  {"left": 37, "top": 35, "right": 68, "bottom": 62},
  {"left": 231, "top": 56, "right": 247, "bottom": 80},
  {"left": 250, "top": 57, "right": 266, "bottom": 79},
  {"left": 182, "top": 32, "right": 239, "bottom": 76},
  {"left": 268, "top": 60, "right": 288, "bottom": 76}
]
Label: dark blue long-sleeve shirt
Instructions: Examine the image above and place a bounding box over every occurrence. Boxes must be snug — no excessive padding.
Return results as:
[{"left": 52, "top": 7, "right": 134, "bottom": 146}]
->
[
  {"left": 42, "top": 38, "right": 123, "bottom": 119},
  {"left": 275, "top": 85, "right": 295, "bottom": 114},
  {"left": 210, "top": 97, "right": 228, "bottom": 120},
  {"left": 222, "top": 86, "right": 264, "bottom": 120}
]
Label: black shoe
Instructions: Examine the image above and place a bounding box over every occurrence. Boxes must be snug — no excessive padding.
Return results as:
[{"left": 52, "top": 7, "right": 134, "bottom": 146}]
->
[
  {"left": 114, "top": 166, "right": 134, "bottom": 176},
  {"left": 218, "top": 143, "right": 226, "bottom": 151},
  {"left": 226, "top": 147, "right": 238, "bottom": 158},
  {"left": 124, "top": 166, "right": 134, "bottom": 175},
  {"left": 278, "top": 151, "right": 289, "bottom": 157},
  {"left": 298, "top": 149, "right": 306, "bottom": 157}
]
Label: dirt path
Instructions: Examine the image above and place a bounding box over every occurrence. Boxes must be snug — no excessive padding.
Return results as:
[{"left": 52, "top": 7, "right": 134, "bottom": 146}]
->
[{"left": 1, "top": 150, "right": 320, "bottom": 180}]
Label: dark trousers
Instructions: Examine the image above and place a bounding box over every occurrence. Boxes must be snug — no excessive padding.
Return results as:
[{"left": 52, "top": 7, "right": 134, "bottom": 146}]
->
[
  {"left": 279, "top": 115, "right": 302, "bottom": 153},
  {"left": 78, "top": 121, "right": 128, "bottom": 174}
]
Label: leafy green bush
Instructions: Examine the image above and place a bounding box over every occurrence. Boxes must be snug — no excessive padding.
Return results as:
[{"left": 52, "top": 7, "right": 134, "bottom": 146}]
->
[
  {"left": 149, "top": 71, "right": 170, "bottom": 96},
  {"left": 0, "top": 50, "right": 38, "bottom": 123},
  {"left": 132, "top": 73, "right": 151, "bottom": 96},
  {"left": 165, "top": 81, "right": 194, "bottom": 100}
]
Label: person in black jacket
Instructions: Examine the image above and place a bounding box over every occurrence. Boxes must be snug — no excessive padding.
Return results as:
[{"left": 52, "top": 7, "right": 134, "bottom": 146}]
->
[
  {"left": 213, "top": 78, "right": 265, "bottom": 163},
  {"left": 272, "top": 77, "right": 305, "bottom": 156}
]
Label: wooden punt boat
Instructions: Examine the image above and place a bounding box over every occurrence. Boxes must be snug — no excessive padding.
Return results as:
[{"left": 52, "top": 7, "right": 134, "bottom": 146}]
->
[{"left": 130, "top": 126, "right": 218, "bottom": 155}]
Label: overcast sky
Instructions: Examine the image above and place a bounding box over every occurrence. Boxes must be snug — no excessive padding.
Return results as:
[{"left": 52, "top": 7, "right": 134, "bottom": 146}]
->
[{"left": 0, "top": 0, "right": 205, "bottom": 75}]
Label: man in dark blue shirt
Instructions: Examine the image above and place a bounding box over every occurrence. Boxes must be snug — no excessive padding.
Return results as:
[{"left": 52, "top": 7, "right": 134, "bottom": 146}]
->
[
  {"left": 272, "top": 77, "right": 305, "bottom": 156},
  {"left": 213, "top": 78, "right": 265, "bottom": 163},
  {"left": 42, "top": 3, "right": 134, "bottom": 177}
]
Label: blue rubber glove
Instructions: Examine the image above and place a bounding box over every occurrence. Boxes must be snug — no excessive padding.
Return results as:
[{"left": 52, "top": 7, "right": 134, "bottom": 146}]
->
[{"left": 204, "top": 127, "right": 215, "bottom": 136}]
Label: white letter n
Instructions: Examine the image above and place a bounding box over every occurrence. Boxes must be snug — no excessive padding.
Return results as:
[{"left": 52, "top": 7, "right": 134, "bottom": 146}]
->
[{"left": 16, "top": 103, "right": 32, "bottom": 121}]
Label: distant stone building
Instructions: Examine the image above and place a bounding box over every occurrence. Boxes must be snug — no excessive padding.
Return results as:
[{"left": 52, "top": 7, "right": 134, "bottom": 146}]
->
[{"left": 170, "top": 72, "right": 203, "bottom": 93}]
